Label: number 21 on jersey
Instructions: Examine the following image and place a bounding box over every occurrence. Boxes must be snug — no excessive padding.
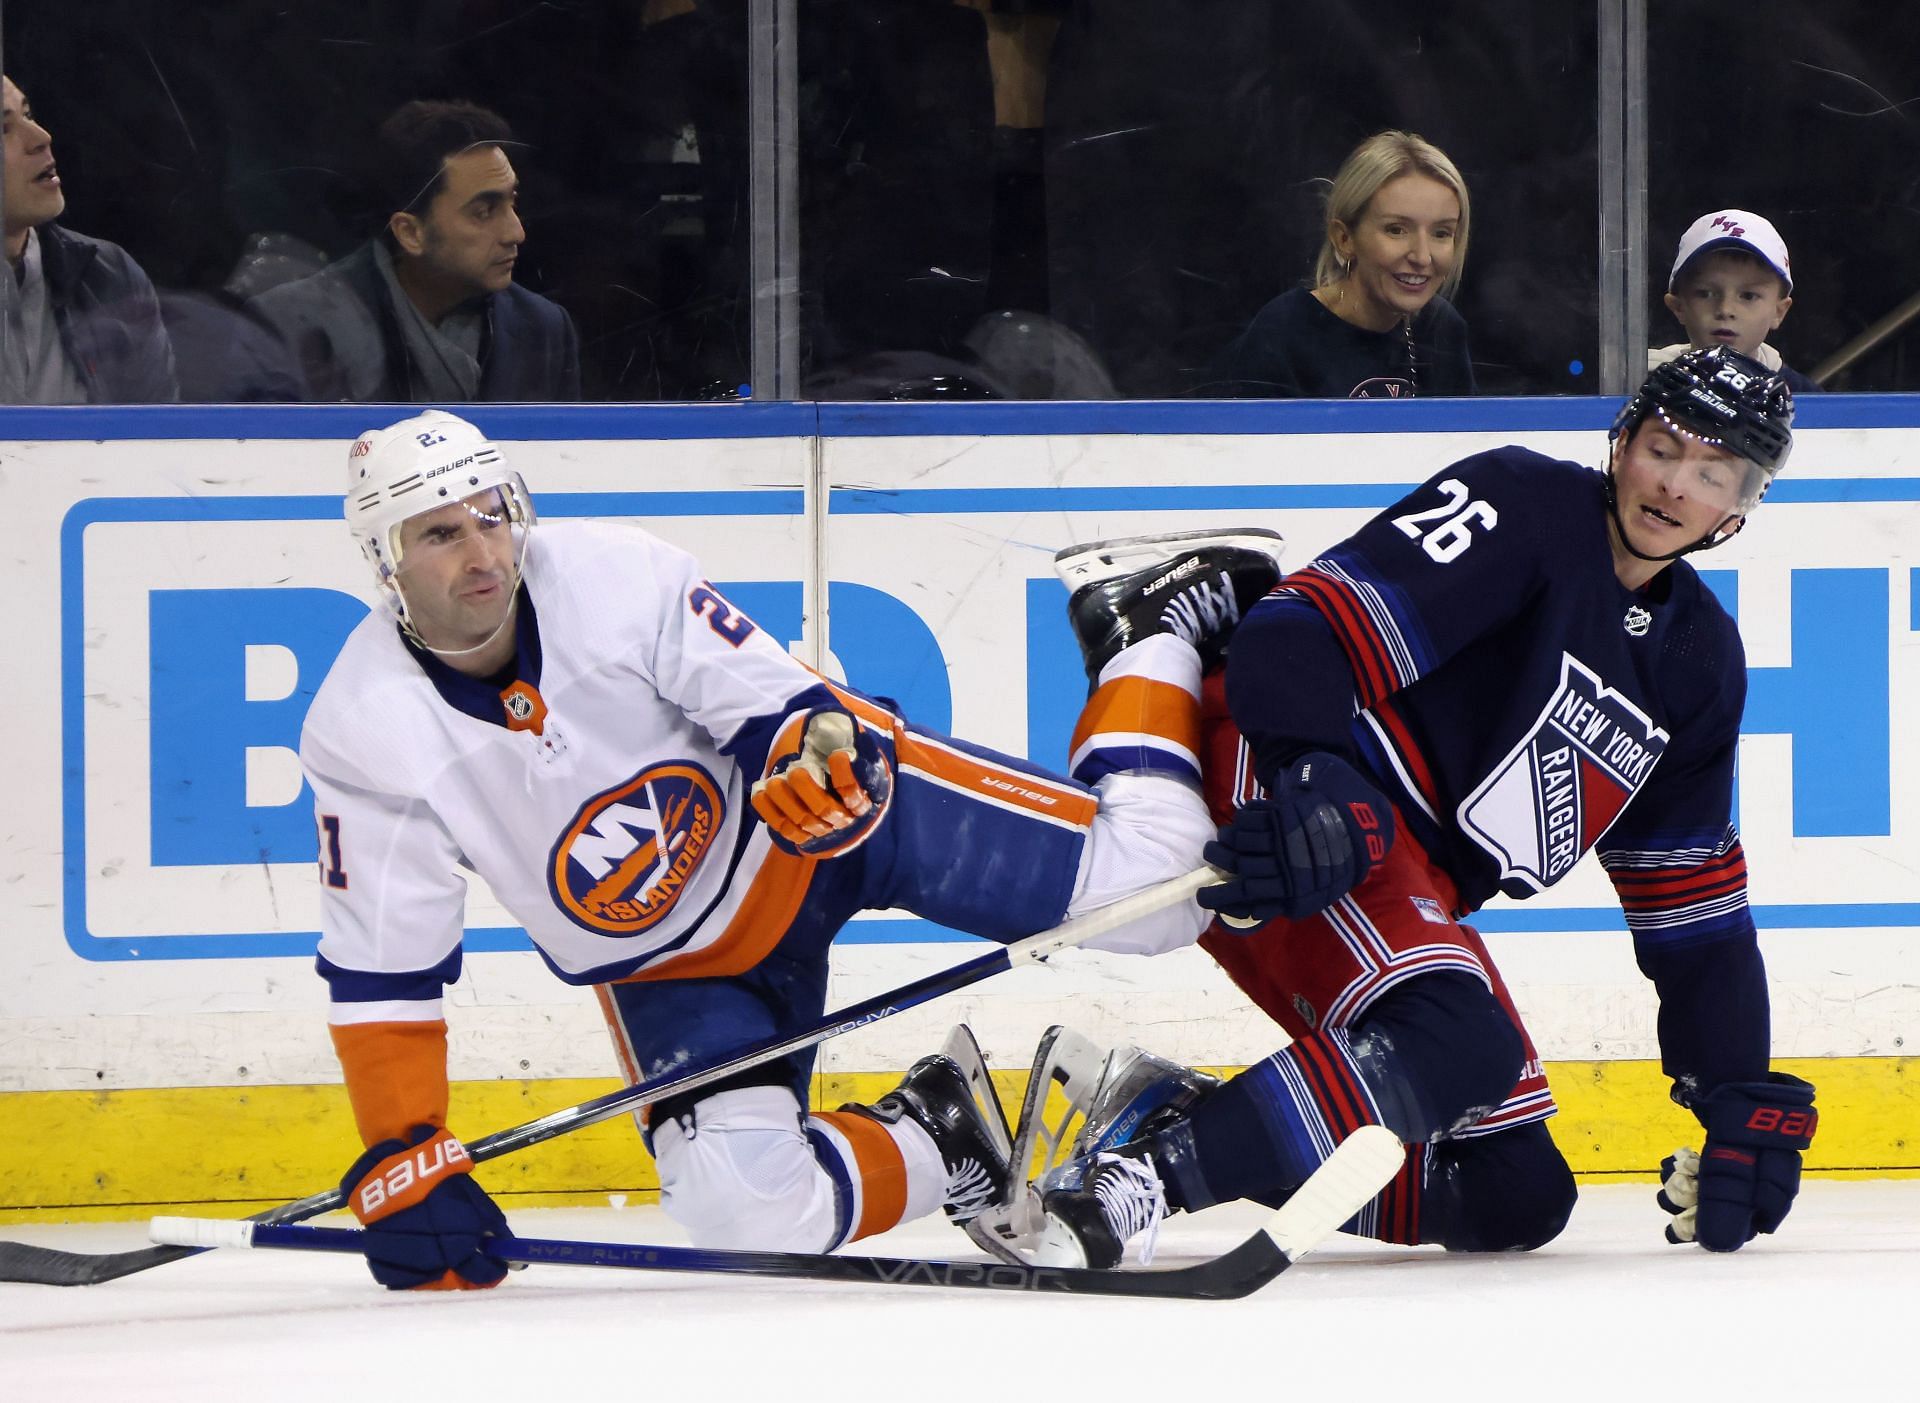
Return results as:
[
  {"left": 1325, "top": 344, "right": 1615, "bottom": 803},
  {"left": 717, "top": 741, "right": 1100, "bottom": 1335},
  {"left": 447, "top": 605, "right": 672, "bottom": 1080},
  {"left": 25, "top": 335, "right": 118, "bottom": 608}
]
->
[
  {"left": 1391, "top": 478, "right": 1498, "bottom": 563},
  {"left": 317, "top": 814, "right": 349, "bottom": 890}
]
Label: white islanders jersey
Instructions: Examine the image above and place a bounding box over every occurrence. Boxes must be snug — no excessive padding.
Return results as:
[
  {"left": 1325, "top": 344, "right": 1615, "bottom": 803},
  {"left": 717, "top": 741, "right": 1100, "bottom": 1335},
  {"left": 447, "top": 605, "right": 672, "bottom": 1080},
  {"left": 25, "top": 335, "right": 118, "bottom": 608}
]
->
[{"left": 301, "top": 521, "right": 822, "bottom": 1017}]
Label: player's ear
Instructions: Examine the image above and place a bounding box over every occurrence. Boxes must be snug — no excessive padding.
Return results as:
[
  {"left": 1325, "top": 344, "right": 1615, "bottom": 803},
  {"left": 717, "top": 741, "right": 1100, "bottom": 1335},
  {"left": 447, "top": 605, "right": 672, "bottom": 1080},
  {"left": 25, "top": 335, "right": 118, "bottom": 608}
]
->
[
  {"left": 1721, "top": 515, "right": 1745, "bottom": 540},
  {"left": 1771, "top": 294, "right": 1792, "bottom": 331},
  {"left": 388, "top": 211, "right": 427, "bottom": 258},
  {"left": 1662, "top": 290, "right": 1684, "bottom": 324}
]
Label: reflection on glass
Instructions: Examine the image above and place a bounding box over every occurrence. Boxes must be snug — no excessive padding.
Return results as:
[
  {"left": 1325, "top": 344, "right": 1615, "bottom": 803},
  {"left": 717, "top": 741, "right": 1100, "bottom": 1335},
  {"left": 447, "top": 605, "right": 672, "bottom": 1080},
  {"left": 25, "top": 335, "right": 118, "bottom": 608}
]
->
[
  {"left": 1652, "top": 210, "right": 1817, "bottom": 396},
  {"left": 1, "top": 0, "right": 752, "bottom": 403},
  {"left": 798, "top": 0, "right": 1598, "bottom": 399},
  {"left": 1201, "top": 130, "right": 1476, "bottom": 400},
  {"left": 1648, "top": 1, "right": 1920, "bottom": 391},
  {"left": 247, "top": 102, "right": 581, "bottom": 403},
  {"left": 1, "top": 73, "right": 178, "bottom": 403}
]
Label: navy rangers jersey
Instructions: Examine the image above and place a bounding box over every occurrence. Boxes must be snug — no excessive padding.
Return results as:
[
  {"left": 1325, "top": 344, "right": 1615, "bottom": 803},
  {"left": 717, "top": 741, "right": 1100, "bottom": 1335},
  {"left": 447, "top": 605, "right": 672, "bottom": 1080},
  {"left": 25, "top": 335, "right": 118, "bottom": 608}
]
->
[{"left": 1213, "top": 447, "right": 1769, "bottom": 1095}]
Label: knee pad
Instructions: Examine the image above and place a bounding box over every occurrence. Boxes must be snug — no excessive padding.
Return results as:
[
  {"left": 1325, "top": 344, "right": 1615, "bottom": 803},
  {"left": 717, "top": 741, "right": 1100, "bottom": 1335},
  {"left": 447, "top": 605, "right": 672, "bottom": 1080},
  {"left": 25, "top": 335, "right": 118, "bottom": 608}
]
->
[
  {"left": 1426, "top": 1124, "right": 1578, "bottom": 1252},
  {"left": 1350, "top": 972, "right": 1527, "bottom": 1142},
  {"left": 651, "top": 1085, "right": 840, "bottom": 1252}
]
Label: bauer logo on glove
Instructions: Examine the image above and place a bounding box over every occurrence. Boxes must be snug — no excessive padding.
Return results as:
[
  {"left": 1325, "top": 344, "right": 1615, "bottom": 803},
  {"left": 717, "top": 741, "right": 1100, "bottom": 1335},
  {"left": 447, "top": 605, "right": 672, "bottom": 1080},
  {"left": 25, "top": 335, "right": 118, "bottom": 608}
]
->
[
  {"left": 1657, "top": 1072, "right": 1817, "bottom": 1252},
  {"left": 751, "top": 708, "right": 894, "bottom": 857}
]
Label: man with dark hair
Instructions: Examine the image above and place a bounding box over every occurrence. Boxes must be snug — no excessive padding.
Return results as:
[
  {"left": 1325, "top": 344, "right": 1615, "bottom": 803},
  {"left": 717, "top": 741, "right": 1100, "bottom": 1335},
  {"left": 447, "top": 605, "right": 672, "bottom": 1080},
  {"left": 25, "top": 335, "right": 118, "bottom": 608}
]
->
[
  {"left": 1, "top": 75, "right": 178, "bottom": 403},
  {"left": 249, "top": 100, "right": 579, "bottom": 402}
]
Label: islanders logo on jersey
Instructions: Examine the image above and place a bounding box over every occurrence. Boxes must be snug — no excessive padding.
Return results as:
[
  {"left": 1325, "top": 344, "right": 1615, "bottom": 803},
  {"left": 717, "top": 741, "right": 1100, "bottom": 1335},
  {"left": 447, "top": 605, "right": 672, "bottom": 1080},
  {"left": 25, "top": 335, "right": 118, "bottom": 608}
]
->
[
  {"left": 1457, "top": 653, "right": 1671, "bottom": 892},
  {"left": 548, "top": 762, "right": 725, "bottom": 935}
]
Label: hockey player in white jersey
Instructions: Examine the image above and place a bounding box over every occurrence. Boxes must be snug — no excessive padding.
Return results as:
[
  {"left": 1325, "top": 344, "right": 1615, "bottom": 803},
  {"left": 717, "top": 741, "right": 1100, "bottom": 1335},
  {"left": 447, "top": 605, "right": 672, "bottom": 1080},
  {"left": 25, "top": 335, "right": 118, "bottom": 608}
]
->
[{"left": 303, "top": 410, "right": 1283, "bottom": 1291}]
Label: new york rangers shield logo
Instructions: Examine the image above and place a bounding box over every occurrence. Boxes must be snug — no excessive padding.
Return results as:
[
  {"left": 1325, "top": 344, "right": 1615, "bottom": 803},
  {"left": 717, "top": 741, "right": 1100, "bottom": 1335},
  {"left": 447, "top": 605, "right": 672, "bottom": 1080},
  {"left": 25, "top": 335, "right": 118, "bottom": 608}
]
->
[
  {"left": 1457, "top": 654, "right": 1670, "bottom": 892},
  {"left": 549, "top": 762, "right": 724, "bottom": 935}
]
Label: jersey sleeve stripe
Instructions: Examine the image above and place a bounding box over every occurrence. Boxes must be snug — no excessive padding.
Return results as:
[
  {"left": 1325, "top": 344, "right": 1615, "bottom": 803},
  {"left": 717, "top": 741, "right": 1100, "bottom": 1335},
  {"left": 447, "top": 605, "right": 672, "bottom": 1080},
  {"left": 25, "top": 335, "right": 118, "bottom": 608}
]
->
[
  {"left": 1603, "top": 834, "right": 1756, "bottom": 948},
  {"left": 1278, "top": 570, "right": 1399, "bottom": 706},
  {"left": 316, "top": 948, "right": 463, "bottom": 1004}
]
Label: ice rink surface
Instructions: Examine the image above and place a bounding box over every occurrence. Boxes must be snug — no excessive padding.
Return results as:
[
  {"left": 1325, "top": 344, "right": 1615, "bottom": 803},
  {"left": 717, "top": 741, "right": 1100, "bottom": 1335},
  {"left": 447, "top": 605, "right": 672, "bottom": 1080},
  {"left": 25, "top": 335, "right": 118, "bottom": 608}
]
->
[{"left": 4, "top": 1180, "right": 1912, "bottom": 1401}]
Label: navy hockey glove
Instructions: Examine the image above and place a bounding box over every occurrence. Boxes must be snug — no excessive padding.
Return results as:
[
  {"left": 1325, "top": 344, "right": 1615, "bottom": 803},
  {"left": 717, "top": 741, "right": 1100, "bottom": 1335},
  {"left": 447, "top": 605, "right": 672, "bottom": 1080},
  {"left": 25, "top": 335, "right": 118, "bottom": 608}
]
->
[
  {"left": 751, "top": 708, "right": 894, "bottom": 857},
  {"left": 1658, "top": 1073, "right": 1817, "bottom": 1252},
  {"left": 341, "top": 1124, "right": 510, "bottom": 1291},
  {"left": 1198, "top": 751, "right": 1394, "bottom": 925}
]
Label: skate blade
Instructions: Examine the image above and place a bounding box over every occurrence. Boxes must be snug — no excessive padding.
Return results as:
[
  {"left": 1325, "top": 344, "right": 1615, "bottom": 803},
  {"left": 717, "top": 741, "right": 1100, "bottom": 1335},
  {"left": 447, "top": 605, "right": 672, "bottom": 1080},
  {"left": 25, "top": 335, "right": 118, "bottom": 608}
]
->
[{"left": 1053, "top": 528, "right": 1286, "bottom": 590}]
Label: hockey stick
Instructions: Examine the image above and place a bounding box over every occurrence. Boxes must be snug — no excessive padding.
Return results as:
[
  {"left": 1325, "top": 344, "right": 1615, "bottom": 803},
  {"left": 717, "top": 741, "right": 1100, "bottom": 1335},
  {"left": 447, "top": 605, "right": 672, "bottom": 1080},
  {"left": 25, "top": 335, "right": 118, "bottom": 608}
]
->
[
  {"left": 149, "top": 1126, "right": 1402, "bottom": 1301},
  {"left": 0, "top": 866, "right": 1217, "bottom": 1287}
]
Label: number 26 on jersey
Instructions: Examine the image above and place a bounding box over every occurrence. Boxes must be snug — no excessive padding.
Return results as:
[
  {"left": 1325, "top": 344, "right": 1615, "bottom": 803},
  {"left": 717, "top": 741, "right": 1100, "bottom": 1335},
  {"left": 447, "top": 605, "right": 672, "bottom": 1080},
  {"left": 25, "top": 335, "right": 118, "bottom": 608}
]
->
[{"left": 1391, "top": 478, "right": 1498, "bottom": 563}]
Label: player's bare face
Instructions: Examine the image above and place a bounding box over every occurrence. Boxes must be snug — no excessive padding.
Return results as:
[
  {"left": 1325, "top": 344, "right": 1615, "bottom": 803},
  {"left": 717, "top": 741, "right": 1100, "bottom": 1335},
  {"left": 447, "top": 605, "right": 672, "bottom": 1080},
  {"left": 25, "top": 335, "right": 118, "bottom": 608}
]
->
[
  {"left": 2, "top": 79, "right": 65, "bottom": 252},
  {"left": 394, "top": 491, "right": 520, "bottom": 654},
  {"left": 1608, "top": 421, "right": 1746, "bottom": 580},
  {"left": 1324, "top": 173, "right": 1460, "bottom": 333}
]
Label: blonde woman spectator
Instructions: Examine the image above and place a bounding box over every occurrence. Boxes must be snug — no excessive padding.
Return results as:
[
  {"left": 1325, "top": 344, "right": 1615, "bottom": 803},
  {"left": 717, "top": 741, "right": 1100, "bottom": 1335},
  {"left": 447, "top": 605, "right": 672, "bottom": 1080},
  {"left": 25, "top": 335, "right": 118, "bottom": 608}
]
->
[{"left": 1206, "top": 130, "right": 1475, "bottom": 399}]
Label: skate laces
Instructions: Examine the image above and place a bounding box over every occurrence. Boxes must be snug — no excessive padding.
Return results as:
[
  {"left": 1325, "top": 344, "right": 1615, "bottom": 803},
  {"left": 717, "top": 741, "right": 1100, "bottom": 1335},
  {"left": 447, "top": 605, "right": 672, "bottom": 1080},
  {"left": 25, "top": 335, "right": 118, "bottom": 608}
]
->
[
  {"left": 1091, "top": 1151, "right": 1167, "bottom": 1266},
  {"left": 1158, "top": 569, "right": 1239, "bottom": 645},
  {"left": 944, "top": 1158, "right": 1000, "bottom": 1222}
]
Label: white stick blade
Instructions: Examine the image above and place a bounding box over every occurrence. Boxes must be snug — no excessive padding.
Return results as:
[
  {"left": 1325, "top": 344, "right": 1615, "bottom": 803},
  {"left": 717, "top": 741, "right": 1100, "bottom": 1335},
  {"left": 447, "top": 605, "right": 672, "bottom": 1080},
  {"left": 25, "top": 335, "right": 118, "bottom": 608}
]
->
[
  {"left": 1264, "top": 1125, "right": 1405, "bottom": 1262},
  {"left": 149, "top": 1216, "right": 255, "bottom": 1250}
]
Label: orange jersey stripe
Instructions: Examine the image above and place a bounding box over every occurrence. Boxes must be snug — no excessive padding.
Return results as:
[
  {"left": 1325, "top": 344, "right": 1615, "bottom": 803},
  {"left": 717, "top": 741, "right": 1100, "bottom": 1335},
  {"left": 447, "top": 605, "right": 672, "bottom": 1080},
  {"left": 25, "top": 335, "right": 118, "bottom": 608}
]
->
[
  {"left": 330, "top": 1020, "right": 451, "bottom": 1148},
  {"left": 895, "top": 729, "right": 1099, "bottom": 828},
  {"left": 812, "top": 1110, "right": 910, "bottom": 1241},
  {"left": 617, "top": 842, "right": 816, "bottom": 983},
  {"left": 1070, "top": 674, "right": 1202, "bottom": 757}
]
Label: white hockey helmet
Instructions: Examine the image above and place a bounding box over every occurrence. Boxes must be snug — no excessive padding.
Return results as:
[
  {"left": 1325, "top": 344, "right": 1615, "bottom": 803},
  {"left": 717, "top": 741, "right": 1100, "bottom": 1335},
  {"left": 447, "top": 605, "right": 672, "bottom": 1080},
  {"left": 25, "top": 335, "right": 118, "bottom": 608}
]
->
[{"left": 345, "top": 409, "right": 536, "bottom": 626}]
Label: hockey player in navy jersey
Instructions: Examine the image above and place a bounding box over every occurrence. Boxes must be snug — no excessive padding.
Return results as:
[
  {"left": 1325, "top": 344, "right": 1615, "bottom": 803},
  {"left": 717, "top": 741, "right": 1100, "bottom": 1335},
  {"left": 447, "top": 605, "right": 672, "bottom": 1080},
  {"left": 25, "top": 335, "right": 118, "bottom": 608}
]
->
[
  {"left": 303, "top": 409, "right": 1285, "bottom": 1291},
  {"left": 1027, "top": 345, "right": 1818, "bottom": 1269}
]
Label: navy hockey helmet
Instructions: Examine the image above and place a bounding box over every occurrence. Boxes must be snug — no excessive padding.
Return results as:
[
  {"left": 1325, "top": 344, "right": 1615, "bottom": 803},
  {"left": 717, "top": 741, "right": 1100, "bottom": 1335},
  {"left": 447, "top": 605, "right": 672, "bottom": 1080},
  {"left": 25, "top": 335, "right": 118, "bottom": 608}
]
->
[{"left": 1610, "top": 346, "right": 1795, "bottom": 517}]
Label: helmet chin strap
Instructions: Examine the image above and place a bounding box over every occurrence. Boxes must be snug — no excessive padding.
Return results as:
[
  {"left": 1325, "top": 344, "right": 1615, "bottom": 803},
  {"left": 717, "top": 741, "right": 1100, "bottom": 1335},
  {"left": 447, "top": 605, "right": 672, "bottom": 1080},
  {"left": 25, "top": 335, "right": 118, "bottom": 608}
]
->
[
  {"left": 410, "top": 590, "right": 520, "bottom": 660},
  {"left": 394, "top": 526, "right": 529, "bottom": 661}
]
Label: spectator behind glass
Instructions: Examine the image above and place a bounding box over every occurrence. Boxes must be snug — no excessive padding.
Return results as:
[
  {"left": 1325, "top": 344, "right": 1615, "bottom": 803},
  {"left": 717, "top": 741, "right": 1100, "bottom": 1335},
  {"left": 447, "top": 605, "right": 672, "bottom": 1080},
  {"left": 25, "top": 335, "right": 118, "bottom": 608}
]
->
[
  {"left": 248, "top": 101, "right": 580, "bottom": 402},
  {"left": 1652, "top": 209, "right": 1818, "bottom": 394},
  {"left": 1, "top": 75, "right": 177, "bottom": 403},
  {"left": 1202, "top": 131, "right": 1475, "bottom": 399}
]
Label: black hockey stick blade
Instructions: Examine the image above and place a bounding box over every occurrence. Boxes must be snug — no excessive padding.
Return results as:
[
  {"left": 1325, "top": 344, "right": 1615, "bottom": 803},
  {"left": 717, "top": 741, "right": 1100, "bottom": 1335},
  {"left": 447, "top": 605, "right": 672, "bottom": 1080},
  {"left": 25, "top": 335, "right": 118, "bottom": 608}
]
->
[{"left": 0, "top": 1240, "right": 200, "bottom": 1287}]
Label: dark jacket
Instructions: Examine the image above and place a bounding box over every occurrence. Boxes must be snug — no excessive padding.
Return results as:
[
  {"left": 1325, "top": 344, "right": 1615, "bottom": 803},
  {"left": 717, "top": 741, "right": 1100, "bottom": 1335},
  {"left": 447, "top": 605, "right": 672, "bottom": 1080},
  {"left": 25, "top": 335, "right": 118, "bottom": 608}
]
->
[
  {"left": 1200, "top": 287, "right": 1477, "bottom": 399},
  {"left": 33, "top": 223, "right": 180, "bottom": 402},
  {"left": 248, "top": 242, "right": 581, "bottom": 402}
]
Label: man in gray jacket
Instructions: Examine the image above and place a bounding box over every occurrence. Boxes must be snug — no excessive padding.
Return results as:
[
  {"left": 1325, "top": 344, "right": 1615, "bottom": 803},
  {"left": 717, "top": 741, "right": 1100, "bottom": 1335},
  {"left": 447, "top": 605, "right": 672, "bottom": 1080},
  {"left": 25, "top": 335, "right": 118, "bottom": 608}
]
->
[
  {"left": 2, "top": 75, "right": 178, "bottom": 403},
  {"left": 249, "top": 101, "right": 579, "bottom": 403}
]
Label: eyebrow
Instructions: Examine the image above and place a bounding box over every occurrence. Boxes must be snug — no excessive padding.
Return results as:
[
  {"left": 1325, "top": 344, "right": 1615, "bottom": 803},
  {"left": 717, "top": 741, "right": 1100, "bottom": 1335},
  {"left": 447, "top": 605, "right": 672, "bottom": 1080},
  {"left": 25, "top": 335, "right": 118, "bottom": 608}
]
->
[{"left": 1371, "top": 208, "right": 1458, "bottom": 225}]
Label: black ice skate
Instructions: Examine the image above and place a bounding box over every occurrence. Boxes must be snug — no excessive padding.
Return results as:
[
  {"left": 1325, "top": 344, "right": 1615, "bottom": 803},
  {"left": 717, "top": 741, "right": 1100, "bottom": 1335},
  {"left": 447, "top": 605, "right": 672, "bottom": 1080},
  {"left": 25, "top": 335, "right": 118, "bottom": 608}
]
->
[
  {"left": 844, "top": 1025, "right": 1012, "bottom": 1226},
  {"left": 1035, "top": 1145, "right": 1170, "bottom": 1269},
  {"left": 1055, "top": 528, "right": 1286, "bottom": 684}
]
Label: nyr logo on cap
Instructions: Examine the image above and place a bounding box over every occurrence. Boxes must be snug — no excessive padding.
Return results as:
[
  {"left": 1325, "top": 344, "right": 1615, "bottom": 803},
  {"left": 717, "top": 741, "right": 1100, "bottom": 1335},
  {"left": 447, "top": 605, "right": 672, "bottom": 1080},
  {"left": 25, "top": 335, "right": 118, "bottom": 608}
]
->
[
  {"left": 1458, "top": 653, "right": 1671, "bottom": 892},
  {"left": 549, "top": 762, "right": 724, "bottom": 935},
  {"left": 1710, "top": 214, "right": 1747, "bottom": 238}
]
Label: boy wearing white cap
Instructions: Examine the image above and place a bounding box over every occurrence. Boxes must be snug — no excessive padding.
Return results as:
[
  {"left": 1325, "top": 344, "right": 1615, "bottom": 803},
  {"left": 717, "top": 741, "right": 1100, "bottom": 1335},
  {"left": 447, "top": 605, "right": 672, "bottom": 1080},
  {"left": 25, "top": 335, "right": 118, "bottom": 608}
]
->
[{"left": 1651, "top": 208, "right": 1817, "bottom": 393}]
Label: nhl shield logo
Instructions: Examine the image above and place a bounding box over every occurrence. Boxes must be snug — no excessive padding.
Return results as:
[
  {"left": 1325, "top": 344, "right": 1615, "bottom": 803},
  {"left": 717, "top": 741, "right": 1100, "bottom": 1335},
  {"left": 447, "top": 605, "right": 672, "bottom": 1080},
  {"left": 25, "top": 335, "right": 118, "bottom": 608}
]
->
[
  {"left": 1457, "top": 653, "right": 1671, "bottom": 892},
  {"left": 548, "top": 762, "right": 724, "bottom": 935},
  {"left": 1623, "top": 604, "right": 1652, "bottom": 637}
]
